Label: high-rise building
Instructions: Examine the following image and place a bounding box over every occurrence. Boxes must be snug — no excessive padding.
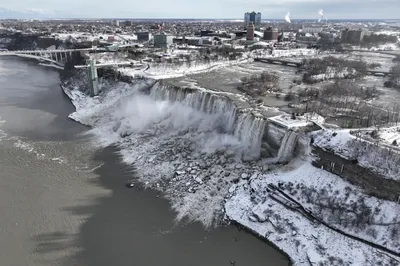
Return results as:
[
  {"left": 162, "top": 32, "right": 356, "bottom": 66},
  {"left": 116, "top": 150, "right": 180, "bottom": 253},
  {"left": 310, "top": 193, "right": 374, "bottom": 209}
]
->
[
  {"left": 246, "top": 22, "right": 255, "bottom": 41},
  {"left": 244, "top": 11, "right": 261, "bottom": 31}
]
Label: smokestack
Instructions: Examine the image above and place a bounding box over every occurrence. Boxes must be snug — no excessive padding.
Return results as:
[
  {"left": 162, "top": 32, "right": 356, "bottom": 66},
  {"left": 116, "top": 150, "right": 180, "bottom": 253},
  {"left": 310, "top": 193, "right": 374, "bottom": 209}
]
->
[{"left": 285, "top": 12, "right": 291, "bottom": 23}]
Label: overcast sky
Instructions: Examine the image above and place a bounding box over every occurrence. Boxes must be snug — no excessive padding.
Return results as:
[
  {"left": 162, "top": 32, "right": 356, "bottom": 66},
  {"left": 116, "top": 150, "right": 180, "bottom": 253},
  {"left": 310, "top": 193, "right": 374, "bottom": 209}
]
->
[{"left": 1, "top": 0, "right": 399, "bottom": 19}]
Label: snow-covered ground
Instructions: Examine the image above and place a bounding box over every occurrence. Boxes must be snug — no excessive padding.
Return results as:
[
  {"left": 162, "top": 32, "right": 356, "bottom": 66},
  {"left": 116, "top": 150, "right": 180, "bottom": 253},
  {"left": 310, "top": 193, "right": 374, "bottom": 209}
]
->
[
  {"left": 127, "top": 58, "right": 251, "bottom": 79},
  {"left": 312, "top": 129, "right": 400, "bottom": 181},
  {"left": 225, "top": 160, "right": 400, "bottom": 266},
  {"left": 53, "top": 32, "right": 137, "bottom": 43},
  {"left": 93, "top": 47, "right": 318, "bottom": 80},
  {"left": 270, "top": 49, "right": 317, "bottom": 58},
  {"left": 378, "top": 126, "right": 400, "bottom": 145}
]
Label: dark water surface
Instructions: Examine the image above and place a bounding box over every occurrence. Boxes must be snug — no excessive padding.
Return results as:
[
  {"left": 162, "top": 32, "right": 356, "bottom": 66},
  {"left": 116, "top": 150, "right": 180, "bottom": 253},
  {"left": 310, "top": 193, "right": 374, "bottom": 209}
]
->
[{"left": 0, "top": 57, "right": 289, "bottom": 266}]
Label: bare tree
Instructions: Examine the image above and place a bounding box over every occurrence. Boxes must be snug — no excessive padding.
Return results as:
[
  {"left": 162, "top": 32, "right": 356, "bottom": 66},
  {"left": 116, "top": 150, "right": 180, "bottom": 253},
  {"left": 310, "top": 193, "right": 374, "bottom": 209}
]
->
[{"left": 238, "top": 71, "right": 280, "bottom": 97}]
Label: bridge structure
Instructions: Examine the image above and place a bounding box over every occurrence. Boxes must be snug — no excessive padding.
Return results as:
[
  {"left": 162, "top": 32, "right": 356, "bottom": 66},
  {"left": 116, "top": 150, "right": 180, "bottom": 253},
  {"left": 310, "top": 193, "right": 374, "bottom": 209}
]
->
[
  {"left": 343, "top": 49, "right": 400, "bottom": 57},
  {"left": 74, "top": 59, "right": 139, "bottom": 97},
  {"left": 254, "top": 57, "right": 303, "bottom": 67},
  {"left": 366, "top": 70, "right": 392, "bottom": 77},
  {"left": 0, "top": 48, "right": 95, "bottom": 66}
]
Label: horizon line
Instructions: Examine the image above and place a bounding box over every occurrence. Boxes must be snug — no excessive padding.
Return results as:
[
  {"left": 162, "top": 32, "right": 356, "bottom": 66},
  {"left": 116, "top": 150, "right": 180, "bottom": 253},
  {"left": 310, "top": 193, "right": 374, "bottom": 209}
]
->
[{"left": 1, "top": 17, "right": 399, "bottom": 21}]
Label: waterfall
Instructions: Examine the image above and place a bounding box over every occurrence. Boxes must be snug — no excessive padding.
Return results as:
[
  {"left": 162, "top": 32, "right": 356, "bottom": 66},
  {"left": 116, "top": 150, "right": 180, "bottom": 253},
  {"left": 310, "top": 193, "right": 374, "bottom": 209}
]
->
[
  {"left": 148, "top": 83, "right": 267, "bottom": 157},
  {"left": 275, "top": 131, "right": 299, "bottom": 164},
  {"left": 234, "top": 113, "right": 266, "bottom": 157},
  {"left": 150, "top": 83, "right": 238, "bottom": 132}
]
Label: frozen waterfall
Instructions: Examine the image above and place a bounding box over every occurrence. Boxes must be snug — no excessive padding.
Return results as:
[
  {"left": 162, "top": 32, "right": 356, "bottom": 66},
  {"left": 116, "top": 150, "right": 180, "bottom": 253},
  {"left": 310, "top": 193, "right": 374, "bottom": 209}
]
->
[
  {"left": 149, "top": 83, "right": 266, "bottom": 157},
  {"left": 234, "top": 113, "right": 266, "bottom": 157}
]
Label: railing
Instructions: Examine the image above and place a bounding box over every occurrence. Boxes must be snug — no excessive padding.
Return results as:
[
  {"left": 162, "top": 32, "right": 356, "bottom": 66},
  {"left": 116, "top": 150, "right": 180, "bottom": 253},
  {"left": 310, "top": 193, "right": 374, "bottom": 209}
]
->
[{"left": 0, "top": 48, "right": 93, "bottom": 55}]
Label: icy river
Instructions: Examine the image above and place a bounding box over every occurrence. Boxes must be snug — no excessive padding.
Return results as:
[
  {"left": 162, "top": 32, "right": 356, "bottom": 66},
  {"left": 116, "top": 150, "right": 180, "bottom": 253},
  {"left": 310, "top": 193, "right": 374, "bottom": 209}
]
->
[{"left": 0, "top": 57, "right": 289, "bottom": 266}]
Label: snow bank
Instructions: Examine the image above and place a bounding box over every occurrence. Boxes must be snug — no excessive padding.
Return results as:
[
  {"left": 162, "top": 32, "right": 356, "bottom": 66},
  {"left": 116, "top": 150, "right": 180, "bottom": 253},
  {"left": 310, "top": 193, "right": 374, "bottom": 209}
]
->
[
  {"left": 225, "top": 161, "right": 400, "bottom": 266},
  {"left": 378, "top": 126, "right": 400, "bottom": 145},
  {"left": 271, "top": 49, "right": 317, "bottom": 58}
]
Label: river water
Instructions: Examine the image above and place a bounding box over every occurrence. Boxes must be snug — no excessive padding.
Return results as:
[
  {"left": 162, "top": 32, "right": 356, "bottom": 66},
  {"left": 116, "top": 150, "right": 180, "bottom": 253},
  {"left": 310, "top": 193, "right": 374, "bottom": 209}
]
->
[{"left": 0, "top": 57, "right": 289, "bottom": 266}]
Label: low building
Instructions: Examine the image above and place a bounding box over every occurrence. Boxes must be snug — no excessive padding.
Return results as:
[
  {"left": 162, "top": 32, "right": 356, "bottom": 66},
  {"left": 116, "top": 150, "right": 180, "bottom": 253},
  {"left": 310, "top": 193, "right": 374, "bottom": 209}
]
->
[
  {"left": 123, "top": 20, "right": 133, "bottom": 27},
  {"left": 341, "top": 29, "right": 368, "bottom": 44},
  {"left": 233, "top": 31, "right": 247, "bottom": 39},
  {"left": 107, "top": 35, "right": 115, "bottom": 42},
  {"left": 173, "top": 36, "right": 212, "bottom": 46},
  {"left": 300, "top": 27, "right": 323, "bottom": 34},
  {"left": 200, "top": 30, "right": 214, "bottom": 37},
  {"left": 136, "top": 32, "right": 152, "bottom": 42},
  {"left": 318, "top": 32, "right": 336, "bottom": 44},
  {"left": 296, "top": 34, "right": 319, "bottom": 45},
  {"left": 154, "top": 32, "right": 174, "bottom": 48},
  {"left": 263, "top": 27, "right": 279, "bottom": 42}
]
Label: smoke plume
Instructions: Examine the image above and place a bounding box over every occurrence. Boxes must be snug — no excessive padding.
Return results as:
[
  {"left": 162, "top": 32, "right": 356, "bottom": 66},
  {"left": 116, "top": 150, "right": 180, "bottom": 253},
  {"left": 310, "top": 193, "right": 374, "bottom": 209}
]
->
[
  {"left": 318, "top": 9, "right": 324, "bottom": 22},
  {"left": 285, "top": 12, "right": 291, "bottom": 23}
]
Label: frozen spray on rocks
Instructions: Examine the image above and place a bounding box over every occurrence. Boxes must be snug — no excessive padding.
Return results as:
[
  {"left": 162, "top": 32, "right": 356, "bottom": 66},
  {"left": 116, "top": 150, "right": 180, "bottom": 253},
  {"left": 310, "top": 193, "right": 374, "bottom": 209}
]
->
[{"left": 62, "top": 73, "right": 298, "bottom": 227}]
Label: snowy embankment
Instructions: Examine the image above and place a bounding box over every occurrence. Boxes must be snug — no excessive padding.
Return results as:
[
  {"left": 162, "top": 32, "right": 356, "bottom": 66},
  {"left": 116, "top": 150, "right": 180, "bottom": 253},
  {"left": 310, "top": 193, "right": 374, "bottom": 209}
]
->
[
  {"left": 95, "top": 48, "right": 318, "bottom": 80},
  {"left": 62, "top": 77, "right": 272, "bottom": 228},
  {"left": 312, "top": 129, "right": 400, "bottom": 181},
  {"left": 123, "top": 58, "right": 250, "bottom": 80},
  {"left": 225, "top": 161, "right": 400, "bottom": 266},
  {"left": 378, "top": 126, "right": 400, "bottom": 145}
]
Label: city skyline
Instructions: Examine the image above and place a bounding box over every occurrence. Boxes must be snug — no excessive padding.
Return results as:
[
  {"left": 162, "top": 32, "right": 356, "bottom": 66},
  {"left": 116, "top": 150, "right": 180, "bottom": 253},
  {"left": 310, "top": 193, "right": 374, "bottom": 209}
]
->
[{"left": 0, "top": 0, "right": 400, "bottom": 20}]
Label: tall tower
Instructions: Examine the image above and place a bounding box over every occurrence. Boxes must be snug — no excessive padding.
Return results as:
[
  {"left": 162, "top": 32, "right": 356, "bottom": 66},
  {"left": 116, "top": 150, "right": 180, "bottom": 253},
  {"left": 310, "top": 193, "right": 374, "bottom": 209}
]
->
[
  {"left": 247, "top": 22, "right": 255, "bottom": 41},
  {"left": 244, "top": 11, "right": 262, "bottom": 31}
]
